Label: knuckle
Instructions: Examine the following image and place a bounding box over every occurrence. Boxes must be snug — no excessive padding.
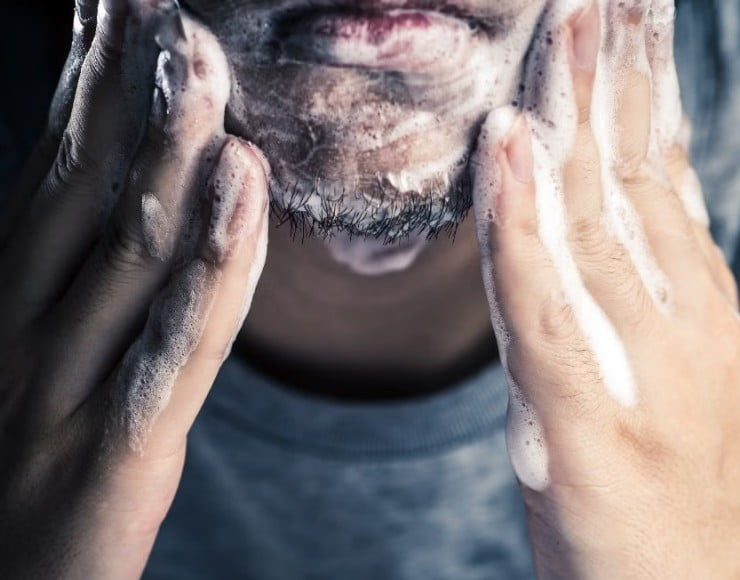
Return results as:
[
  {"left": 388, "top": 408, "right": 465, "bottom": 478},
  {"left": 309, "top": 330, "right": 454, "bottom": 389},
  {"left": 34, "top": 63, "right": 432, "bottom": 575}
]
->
[
  {"left": 102, "top": 214, "right": 153, "bottom": 275},
  {"left": 50, "top": 130, "right": 99, "bottom": 189},
  {"left": 87, "top": 37, "right": 123, "bottom": 79},
  {"left": 614, "top": 159, "right": 653, "bottom": 191},
  {"left": 569, "top": 217, "right": 609, "bottom": 260},
  {"left": 613, "top": 418, "right": 674, "bottom": 469},
  {"left": 537, "top": 292, "right": 581, "bottom": 344}
]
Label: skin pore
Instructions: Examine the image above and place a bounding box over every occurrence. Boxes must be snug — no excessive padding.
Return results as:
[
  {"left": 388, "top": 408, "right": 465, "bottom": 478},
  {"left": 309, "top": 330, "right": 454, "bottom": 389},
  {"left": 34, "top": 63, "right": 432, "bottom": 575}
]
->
[{"left": 178, "top": 0, "right": 550, "bottom": 399}]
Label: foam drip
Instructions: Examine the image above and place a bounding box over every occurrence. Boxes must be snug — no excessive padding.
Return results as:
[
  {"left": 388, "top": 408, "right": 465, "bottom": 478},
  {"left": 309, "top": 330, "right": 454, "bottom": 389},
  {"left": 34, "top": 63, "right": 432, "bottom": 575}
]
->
[
  {"left": 474, "top": 108, "right": 550, "bottom": 492},
  {"left": 646, "top": 0, "right": 711, "bottom": 227}
]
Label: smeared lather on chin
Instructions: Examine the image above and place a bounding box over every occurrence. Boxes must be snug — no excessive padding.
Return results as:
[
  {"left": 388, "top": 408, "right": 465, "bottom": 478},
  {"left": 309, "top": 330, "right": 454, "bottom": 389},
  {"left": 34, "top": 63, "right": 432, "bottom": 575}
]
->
[{"left": 180, "top": 0, "right": 548, "bottom": 239}]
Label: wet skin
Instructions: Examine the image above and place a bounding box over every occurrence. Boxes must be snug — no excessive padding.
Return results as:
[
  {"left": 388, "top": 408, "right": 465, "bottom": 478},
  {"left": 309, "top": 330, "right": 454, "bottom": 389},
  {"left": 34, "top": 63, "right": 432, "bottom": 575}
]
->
[{"left": 181, "top": 0, "right": 549, "bottom": 237}]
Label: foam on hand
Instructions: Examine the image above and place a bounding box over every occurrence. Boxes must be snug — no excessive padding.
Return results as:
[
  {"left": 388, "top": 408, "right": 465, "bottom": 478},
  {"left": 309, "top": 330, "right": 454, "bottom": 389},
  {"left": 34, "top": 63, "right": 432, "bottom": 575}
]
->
[
  {"left": 474, "top": 0, "right": 700, "bottom": 490},
  {"left": 115, "top": 260, "right": 220, "bottom": 452},
  {"left": 107, "top": 10, "right": 250, "bottom": 452},
  {"left": 474, "top": 107, "right": 551, "bottom": 492},
  {"left": 646, "top": 0, "right": 711, "bottom": 227},
  {"left": 142, "top": 193, "right": 175, "bottom": 260}
]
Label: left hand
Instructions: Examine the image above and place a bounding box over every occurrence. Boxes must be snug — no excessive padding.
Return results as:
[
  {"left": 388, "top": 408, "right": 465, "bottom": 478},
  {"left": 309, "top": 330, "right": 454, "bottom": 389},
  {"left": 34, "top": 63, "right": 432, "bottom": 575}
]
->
[{"left": 472, "top": 1, "right": 740, "bottom": 577}]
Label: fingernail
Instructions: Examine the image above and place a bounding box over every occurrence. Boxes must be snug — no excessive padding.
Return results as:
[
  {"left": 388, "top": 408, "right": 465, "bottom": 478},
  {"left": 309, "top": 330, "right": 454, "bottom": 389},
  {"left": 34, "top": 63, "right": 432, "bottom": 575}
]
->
[
  {"left": 149, "top": 84, "right": 169, "bottom": 130},
  {"left": 206, "top": 138, "right": 267, "bottom": 263},
  {"left": 572, "top": 1, "right": 600, "bottom": 71},
  {"left": 506, "top": 118, "right": 534, "bottom": 184}
]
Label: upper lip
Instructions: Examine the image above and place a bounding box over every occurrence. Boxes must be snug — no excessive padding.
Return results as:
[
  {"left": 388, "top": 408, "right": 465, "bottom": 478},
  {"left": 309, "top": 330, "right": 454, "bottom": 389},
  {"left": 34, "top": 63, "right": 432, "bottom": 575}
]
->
[{"left": 270, "top": 0, "right": 496, "bottom": 35}]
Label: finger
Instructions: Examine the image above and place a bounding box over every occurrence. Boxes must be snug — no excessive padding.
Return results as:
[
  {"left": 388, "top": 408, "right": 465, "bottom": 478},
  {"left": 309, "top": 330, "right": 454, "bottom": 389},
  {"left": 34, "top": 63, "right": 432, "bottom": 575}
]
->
[
  {"left": 474, "top": 110, "right": 629, "bottom": 413},
  {"left": 562, "top": 3, "right": 661, "bottom": 344},
  {"left": 36, "top": 14, "right": 232, "bottom": 423},
  {"left": 595, "top": 1, "right": 713, "bottom": 314},
  {"left": 131, "top": 141, "right": 270, "bottom": 458},
  {"left": 645, "top": 2, "right": 736, "bottom": 308},
  {"left": 0, "top": 0, "right": 139, "bottom": 329},
  {"left": 473, "top": 109, "right": 631, "bottom": 492},
  {"left": 564, "top": 1, "right": 602, "bottom": 226},
  {"left": 0, "top": 2, "right": 97, "bottom": 247},
  {"left": 662, "top": 146, "right": 739, "bottom": 309}
]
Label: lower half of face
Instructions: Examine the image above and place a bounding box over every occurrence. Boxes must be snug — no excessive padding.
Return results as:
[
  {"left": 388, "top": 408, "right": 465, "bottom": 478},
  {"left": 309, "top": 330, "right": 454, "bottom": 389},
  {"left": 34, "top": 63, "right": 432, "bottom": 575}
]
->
[{"left": 184, "top": 0, "right": 546, "bottom": 239}]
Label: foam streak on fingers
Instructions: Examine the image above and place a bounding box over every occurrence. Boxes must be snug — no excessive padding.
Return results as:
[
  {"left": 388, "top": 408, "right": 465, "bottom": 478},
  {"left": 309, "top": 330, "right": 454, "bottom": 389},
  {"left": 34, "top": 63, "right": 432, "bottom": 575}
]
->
[
  {"left": 37, "top": 12, "right": 232, "bottom": 423},
  {"left": 587, "top": 0, "right": 678, "bottom": 314},
  {"left": 111, "top": 139, "right": 269, "bottom": 457},
  {"left": 473, "top": 108, "right": 551, "bottom": 492}
]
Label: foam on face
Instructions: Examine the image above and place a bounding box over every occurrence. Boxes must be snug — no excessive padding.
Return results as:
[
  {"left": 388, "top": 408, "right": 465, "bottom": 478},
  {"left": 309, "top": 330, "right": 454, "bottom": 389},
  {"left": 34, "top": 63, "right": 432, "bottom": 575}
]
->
[{"left": 216, "top": 1, "right": 548, "bottom": 238}]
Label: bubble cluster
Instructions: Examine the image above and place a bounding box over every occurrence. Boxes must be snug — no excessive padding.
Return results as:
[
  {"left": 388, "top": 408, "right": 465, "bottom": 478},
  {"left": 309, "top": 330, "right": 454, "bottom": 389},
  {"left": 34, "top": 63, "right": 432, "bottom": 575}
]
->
[
  {"left": 141, "top": 193, "right": 174, "bottom": 260},
  {"left": 476, "top": 0, "right": 695, "bottom": 491},
  {"left": 115, "top": 260, "right": 219, "bottom": 452}
]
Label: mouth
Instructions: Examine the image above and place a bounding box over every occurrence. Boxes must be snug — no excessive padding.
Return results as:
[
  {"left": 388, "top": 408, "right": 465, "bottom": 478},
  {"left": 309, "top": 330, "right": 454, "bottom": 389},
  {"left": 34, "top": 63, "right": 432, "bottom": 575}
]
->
[{"left": 272, "top": 2, "right": 487, "bottom": 73}]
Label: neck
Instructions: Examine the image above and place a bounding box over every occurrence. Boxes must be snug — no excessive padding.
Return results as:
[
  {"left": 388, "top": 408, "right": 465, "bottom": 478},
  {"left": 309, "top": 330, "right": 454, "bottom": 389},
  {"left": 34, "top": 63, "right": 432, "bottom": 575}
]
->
[{"left": 235, "top": 213, "right": 498, "bottom": 401}]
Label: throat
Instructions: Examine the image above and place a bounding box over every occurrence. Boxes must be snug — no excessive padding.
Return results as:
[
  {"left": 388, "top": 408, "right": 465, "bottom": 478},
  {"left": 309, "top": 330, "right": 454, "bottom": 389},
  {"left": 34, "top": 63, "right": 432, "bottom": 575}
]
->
[{"left": 234, "top": 214, "right": 499, "bottom": 401}]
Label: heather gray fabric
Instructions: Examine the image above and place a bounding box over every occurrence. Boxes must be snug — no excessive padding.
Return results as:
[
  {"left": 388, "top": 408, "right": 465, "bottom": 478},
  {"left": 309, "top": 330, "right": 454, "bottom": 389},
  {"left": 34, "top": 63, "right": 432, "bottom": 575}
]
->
[
  {"left": 143, "top": 3, "right": 740, "bottom": 578},
  {"left": 145, "top": 360, "right": 534, "bottom": 580},
  {"left": 0, "top": 3, "right": 737, "bottom": 580}
]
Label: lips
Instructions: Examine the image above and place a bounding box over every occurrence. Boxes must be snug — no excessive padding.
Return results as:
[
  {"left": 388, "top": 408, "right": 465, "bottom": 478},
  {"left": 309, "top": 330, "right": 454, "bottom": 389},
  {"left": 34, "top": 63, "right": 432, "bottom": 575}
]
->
[{"left": 272, "top": 2, "right": 483, "bottom": 73}]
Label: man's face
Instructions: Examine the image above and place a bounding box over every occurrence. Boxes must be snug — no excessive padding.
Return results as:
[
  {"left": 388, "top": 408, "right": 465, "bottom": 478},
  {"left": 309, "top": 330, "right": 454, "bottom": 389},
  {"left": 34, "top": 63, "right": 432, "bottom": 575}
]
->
[{"left": 182, "top": 0, "right": 547, "bottom": 238}]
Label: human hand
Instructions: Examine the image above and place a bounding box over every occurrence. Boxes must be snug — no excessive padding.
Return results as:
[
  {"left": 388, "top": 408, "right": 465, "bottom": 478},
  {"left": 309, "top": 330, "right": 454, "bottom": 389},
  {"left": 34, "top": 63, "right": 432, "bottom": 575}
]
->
[
  {"left": 472, "top": 0, "right": 739, "bottom": 577},
  {"left": 0, "top": 1, "right": 268, "bottom": 578}
]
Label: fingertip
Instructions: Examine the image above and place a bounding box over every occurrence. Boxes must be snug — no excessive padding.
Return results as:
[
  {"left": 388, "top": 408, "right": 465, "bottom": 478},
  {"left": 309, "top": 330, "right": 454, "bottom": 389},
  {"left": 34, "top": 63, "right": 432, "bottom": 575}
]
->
[
  {"left": 505, "top": 117, "right": 534, "bottom": 186},
  {"left": 570, "top": 1, "right": 600, "bottom": 73},
  {"left": 204, "top": 137, "right": 269, "bottom": 264},
  {"left": 473, "top": 110, "right": 537, "bottom": 230}
]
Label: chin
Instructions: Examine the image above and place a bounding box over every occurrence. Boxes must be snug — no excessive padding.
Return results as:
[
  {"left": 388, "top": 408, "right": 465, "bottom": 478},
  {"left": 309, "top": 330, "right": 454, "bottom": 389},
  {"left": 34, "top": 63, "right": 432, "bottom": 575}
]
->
[
  {"left": 197, "top": 0, "right": 546, "bottom": 238},
  {"left": 223, "top": 73, "right": 493, "bottom": 239}
]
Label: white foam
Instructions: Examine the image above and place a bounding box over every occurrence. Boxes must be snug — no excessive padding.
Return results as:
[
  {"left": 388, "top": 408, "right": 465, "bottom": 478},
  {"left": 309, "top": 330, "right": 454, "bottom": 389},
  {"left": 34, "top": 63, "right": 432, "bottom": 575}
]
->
[
  {"left": 679, "top": 167, "right": 711, "bottom": 228},
  {"left": 592, "top": 0, "right": 674, "bottom": 313},
  {"left": 473, "top": 0, "right": 702, "bottom": 490},
  {"left": 325, "top": 232, "right": 429, "bottom": 276},
  {"left": 474, "top": 107, "right": 550, "bottom": 492},
  {"left": 141, "top": 193, "right": 174, "bottom": 260},
  {"left": 116, "top": 260, "right": 220, "bottom": 452}
]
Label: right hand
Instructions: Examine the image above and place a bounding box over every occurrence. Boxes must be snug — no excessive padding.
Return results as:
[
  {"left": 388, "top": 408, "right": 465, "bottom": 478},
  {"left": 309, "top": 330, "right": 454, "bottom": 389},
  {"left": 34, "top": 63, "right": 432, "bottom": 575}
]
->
[{"left": 0, "top": 1, "right": 269, "bottom": 578}]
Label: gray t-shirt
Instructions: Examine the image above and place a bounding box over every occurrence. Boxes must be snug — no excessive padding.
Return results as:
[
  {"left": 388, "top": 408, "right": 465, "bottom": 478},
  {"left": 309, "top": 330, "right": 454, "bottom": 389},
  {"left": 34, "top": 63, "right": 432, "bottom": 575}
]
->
[
  {"left": 0, "top": 3, "right": 737, "bottom": 580},
  {"left": 144, "top": 3, "right": 740, "bottom": 578}
]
